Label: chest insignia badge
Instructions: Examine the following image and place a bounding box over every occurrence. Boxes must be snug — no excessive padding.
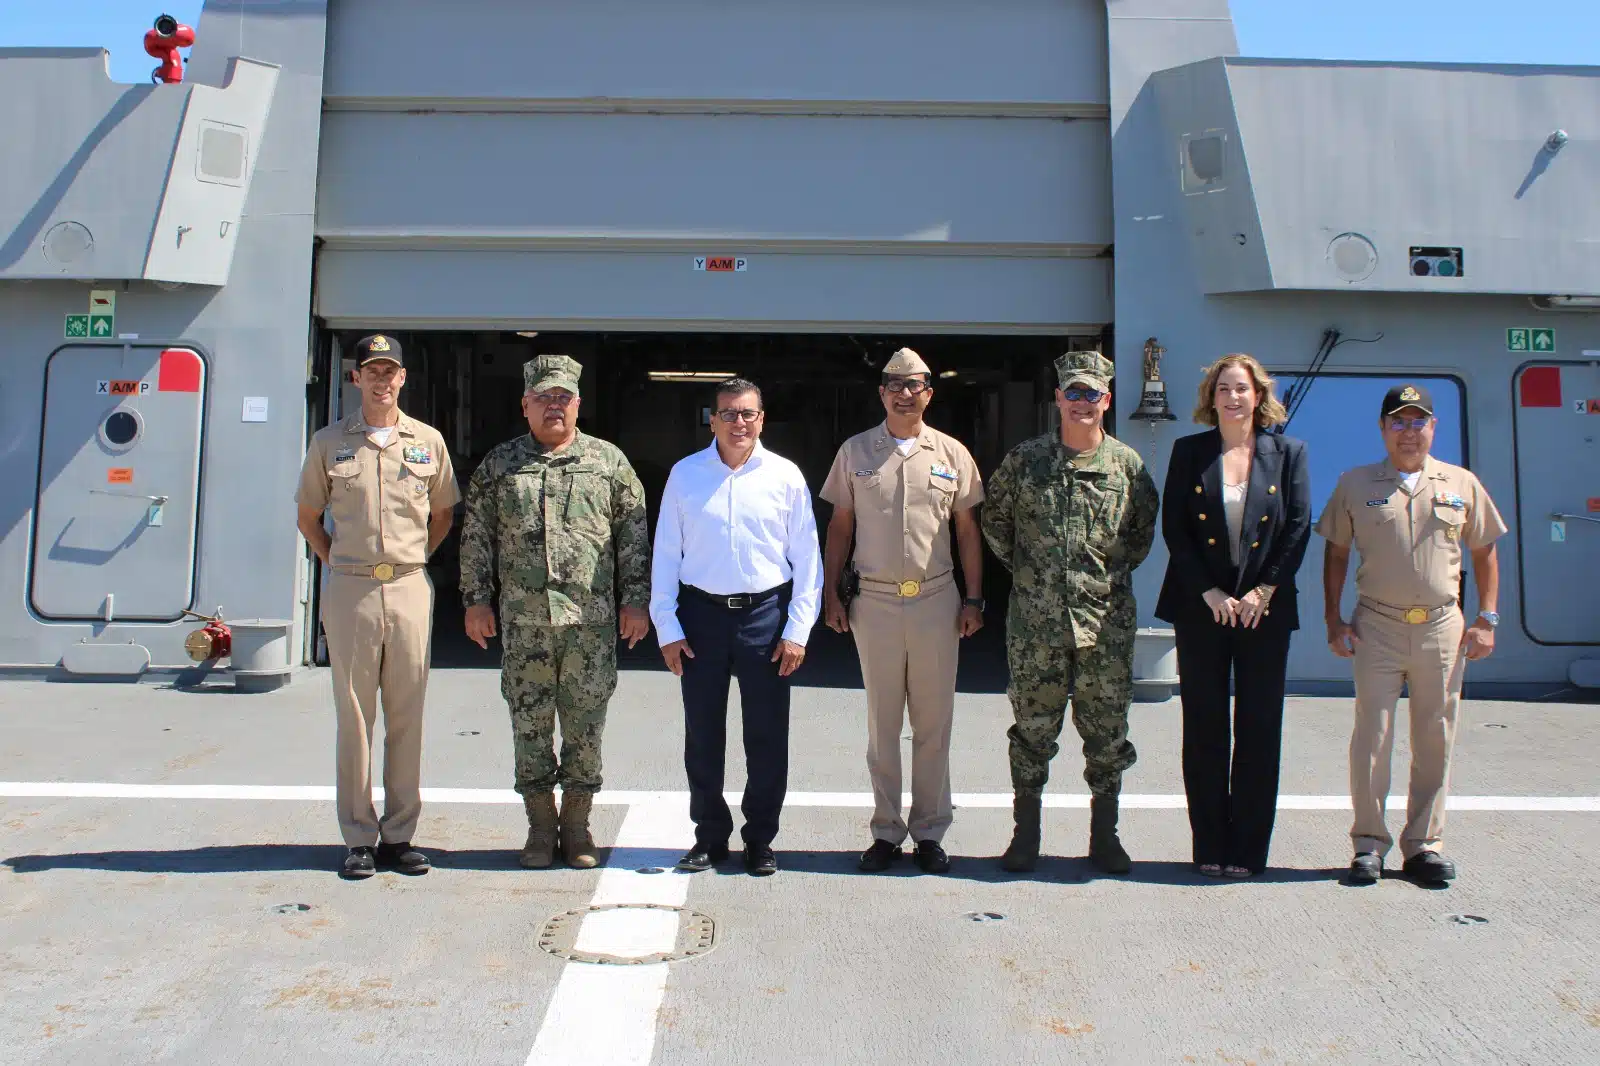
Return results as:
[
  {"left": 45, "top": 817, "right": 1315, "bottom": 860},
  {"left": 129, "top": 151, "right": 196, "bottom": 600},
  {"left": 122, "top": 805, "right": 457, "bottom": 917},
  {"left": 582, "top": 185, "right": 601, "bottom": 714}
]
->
[
  {"left": 1433, "top": 492, "right": 1465, "bottom": 510},
  {"left": 334, "top": 451, "right": 356, "bottom": 464},
  {"left": 1365, "top": 499, "right": 1389, "bottom": 507},
  {"left": 931, "top": 463, "right": 957, "bottom": 481},
  {"left": 854, "top": 469, "right": 875, "bottom": 477},
  {"left": 1445, "top": 526, "right": 1460, "bottom": 540},
  {"left": 403, "top": 445, "right": 432, "bottom": 464}
]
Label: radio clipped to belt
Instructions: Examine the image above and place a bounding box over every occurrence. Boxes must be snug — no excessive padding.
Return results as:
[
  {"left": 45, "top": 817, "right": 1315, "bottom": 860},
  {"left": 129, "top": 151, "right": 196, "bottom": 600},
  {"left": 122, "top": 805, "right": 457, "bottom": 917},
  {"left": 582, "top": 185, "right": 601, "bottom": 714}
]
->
[{"left": 838, "top": 563, "right": 860, "bottom": 608}]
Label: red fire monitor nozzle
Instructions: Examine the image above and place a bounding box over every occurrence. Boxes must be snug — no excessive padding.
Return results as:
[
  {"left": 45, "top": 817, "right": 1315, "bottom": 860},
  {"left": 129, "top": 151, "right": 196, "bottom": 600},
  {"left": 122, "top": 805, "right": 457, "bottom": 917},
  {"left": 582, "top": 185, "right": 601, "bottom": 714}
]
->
[{"left": 144, "top": 13, "right": 195, "bottom": 84}]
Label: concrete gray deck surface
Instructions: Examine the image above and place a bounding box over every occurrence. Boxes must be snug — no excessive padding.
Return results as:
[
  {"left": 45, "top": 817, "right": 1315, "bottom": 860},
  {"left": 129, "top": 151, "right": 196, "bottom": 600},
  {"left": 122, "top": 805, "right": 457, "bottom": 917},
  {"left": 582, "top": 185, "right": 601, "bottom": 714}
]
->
[{"left": 1, "top": 669, "right": 1597, "bottom": 1065}]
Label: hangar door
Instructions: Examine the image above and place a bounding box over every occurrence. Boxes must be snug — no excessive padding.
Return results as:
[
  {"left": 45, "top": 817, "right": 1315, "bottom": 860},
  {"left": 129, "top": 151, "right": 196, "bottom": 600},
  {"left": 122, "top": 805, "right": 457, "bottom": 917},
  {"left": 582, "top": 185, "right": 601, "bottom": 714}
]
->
[
  {"left": 1513, "top": 362, "right": 1600, "bottom": 645},
  {"left": 313, "top": 0, "right": 1114, "bottom": 333},
  {"left": 30, "top": 345, "right": 207, "bottom": 622}
]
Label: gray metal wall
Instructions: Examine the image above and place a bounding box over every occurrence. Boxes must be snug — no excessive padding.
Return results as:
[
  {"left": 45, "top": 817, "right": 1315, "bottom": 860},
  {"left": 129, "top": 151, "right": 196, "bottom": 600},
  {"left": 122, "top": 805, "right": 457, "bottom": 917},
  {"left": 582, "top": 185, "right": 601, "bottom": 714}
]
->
[
  {"left": 1107, "top": 22, "right": 1600, "bottom": 686},
  {"left": 0, "top": 3, "right": 330, "bottom": 671},
  {"left": 314, "top": 0, "right": 1114, "bottom": 333}
]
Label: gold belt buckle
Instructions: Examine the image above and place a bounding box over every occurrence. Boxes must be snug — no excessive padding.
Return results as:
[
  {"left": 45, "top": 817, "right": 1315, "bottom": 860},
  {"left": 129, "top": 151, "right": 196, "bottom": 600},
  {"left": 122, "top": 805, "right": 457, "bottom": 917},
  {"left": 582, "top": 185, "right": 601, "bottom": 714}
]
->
[
  {"left": 372, "top": 563, "right": 395, "bottom": 582},
  {"left": 897, "top": 580, "right": 921, "bottom": 598},
  {"left": 1403, "top": 606, "right": 1429, "bottom": 625}
]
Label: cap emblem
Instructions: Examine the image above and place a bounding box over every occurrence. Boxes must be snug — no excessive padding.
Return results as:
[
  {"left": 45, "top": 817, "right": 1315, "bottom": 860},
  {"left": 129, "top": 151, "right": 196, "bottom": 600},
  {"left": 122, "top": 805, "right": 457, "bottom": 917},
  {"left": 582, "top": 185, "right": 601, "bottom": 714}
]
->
[
  {"left": 369, "top": 336, "right": 392, "bottom": 353},
  {"left": 1400, "top": 386, "right": 1420, "bottom": 402}
]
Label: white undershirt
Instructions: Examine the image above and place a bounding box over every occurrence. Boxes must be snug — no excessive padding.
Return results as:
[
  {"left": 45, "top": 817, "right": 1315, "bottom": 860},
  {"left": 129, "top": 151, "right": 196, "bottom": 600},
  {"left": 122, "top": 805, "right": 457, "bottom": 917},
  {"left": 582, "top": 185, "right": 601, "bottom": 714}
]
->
[
  {"left": 1399, "top": 470, "right": 1422, "bottom": 493},
  {"left": 893, "top": 435, "right": 918, "bottom": 456},
  {"left": 364, "top": 424, "right": 395, "bottom": 447}
]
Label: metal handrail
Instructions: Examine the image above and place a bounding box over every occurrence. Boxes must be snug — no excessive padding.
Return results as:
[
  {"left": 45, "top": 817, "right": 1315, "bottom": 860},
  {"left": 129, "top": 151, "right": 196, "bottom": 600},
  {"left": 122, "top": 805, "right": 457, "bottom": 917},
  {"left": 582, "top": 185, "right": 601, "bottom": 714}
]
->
[{"left": 1552, "top": 513, "right": 1600, "bottom": 525}]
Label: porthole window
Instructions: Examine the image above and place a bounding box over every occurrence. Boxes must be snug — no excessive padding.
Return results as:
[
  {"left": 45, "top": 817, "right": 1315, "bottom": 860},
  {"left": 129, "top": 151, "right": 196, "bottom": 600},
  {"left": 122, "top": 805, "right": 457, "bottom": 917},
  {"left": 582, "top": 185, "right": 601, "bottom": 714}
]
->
[{"left": 99, "top": 409, "right": 143, "bottom": 451}]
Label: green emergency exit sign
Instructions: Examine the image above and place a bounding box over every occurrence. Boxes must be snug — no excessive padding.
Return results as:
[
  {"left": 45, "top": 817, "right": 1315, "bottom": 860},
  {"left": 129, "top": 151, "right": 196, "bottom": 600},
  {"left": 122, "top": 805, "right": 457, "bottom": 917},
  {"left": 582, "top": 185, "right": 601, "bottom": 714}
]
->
[
  {"left": 64, "top": 315, "right": 89, "bottom": 338},
  {"left": 1507, "top": 327, "right": 1555, "bottom": 352}
]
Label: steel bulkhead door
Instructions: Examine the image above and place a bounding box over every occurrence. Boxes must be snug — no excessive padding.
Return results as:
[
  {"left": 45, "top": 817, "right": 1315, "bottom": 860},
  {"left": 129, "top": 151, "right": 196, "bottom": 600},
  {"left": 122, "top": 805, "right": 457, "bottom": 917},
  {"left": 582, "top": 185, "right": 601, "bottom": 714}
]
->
[{"left": 30, "top": 345, "right": 207, "bottom": 621}]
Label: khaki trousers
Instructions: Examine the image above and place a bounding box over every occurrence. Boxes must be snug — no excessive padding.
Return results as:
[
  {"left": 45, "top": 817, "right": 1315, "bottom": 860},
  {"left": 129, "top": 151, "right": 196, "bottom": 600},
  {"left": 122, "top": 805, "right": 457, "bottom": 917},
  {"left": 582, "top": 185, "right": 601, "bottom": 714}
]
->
[
  {"left": 850, "top": 577, "right": 960, "bottom": 844},
  {"left": 322, "top": 569, "right": 434, "bottom": 847},
  {"left": 1349, "top": 602, "right": 1466, "bottom": 860}
]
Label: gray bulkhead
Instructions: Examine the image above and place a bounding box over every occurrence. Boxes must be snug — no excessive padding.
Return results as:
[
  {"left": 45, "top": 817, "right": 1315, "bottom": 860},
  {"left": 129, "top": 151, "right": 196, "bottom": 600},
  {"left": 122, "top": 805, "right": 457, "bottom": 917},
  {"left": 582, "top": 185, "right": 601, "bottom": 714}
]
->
[
  {"left": 0, "top": 1, "right": 1593, "bottom": 687},
  {"left": 0, "top": 5, "right": 330, "bottom": 674},
  {"left": 1111, "top": 41, "right": 1600, "bottom": 687}
]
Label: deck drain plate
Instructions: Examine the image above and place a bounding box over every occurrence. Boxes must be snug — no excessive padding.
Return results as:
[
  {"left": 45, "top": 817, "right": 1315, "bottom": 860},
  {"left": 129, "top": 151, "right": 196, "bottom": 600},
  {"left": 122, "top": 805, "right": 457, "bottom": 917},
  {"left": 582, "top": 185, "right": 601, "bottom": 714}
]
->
[{"left": 537, "top": 904, "right": 717, "bottom": 965}]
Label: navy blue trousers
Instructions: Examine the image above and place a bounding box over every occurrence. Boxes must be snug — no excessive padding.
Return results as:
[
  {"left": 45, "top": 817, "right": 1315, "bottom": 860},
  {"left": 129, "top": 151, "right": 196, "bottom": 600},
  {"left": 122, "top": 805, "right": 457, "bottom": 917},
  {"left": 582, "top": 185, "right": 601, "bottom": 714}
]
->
[
  {"left": 1174, "top": 613, "right": 1293, "bottom": 872},
  {"left": 677, "top": 588, "right": 792, "bottom": 850}
]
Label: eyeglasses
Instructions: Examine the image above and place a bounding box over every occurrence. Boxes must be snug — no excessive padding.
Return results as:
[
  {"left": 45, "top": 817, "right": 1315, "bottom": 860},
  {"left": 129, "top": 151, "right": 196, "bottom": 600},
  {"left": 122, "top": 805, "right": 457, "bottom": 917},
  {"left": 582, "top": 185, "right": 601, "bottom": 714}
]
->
[
  {"left": 1386, "top": 416, "right": 1431, "bottom": 431},
  {"left": 883, "top": 378, "right": 931, "bottom": 395},
  {"left": 530, "top": 392, "right": 575, "bottom": 407},
  {"left": 1062, "top": 387, "right": 1105, "bottom": 403},
  {"left": 716, "top": 409, "right": 762, "bottom": 423}
]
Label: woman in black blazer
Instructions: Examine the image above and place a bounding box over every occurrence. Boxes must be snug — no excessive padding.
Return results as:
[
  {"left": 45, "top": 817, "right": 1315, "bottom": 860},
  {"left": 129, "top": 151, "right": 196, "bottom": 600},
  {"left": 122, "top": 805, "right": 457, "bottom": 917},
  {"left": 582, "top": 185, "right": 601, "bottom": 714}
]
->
[{"left": 1155, "top": 354, "right": 1311, "bottom": 878}]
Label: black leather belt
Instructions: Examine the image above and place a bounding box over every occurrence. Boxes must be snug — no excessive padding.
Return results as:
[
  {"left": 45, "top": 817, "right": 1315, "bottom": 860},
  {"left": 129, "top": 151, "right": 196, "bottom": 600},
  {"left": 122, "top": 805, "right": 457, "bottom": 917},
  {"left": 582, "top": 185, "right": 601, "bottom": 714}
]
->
[{"left": 682, "top": 582, "right": 790, "bottom": 610}]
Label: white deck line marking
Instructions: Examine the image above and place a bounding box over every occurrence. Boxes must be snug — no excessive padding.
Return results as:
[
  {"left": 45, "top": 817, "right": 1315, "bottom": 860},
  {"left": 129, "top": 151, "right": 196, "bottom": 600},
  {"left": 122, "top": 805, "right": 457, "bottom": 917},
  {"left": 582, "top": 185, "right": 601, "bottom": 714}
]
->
[
  {"left": 526, "top": 797, "right": 694, "bottom": 1066},
  {"left": 1, "top": 783, "right": 1598, "bottom": 813}
]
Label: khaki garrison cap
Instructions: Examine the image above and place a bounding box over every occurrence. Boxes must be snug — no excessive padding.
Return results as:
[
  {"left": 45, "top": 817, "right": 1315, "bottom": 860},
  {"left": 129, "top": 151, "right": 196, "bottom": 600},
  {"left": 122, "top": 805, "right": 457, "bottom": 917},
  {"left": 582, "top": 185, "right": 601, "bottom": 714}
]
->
[
  {"left": 1055, "top": 350, "right": 1115, "bottom": 393},
  {"left": 524, "top": 354, "right": 583, "bottom": 395},
  {"left": 883, "top": 347, "right": 932, "bottom": 378}
]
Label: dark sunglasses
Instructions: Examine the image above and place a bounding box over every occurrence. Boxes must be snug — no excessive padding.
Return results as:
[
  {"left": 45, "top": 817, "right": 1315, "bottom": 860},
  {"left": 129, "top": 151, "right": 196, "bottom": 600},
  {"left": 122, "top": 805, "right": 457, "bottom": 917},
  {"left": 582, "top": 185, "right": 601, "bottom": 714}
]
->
[
  {"left": 1062, "top": 387, "right": 1105, "bottom": 403},
  {"left": 1386, "top": 416, "right": 1432, "bottom": 431},
  {"left": 882, "top": 378, "right": 931, "bottom": 395}
]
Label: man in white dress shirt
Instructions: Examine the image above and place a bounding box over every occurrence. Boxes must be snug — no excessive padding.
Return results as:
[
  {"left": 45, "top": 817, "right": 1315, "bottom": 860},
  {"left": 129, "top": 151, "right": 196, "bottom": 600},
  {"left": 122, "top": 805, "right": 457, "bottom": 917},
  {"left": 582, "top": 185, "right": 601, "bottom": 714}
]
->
[{"left": 651, "top": 378, "right": 823, "bottom": 876}]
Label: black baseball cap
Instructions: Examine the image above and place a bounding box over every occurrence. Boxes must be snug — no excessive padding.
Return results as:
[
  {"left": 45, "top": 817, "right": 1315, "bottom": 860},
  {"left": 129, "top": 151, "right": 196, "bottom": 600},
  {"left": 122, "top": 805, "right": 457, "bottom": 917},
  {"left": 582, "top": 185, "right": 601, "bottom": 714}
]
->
[
  {"left": 1381, "top": 383, "right": 1433, "bottom": 417},
  {"left": 354, "top": 334, "right": 403, "bottom": 367}
]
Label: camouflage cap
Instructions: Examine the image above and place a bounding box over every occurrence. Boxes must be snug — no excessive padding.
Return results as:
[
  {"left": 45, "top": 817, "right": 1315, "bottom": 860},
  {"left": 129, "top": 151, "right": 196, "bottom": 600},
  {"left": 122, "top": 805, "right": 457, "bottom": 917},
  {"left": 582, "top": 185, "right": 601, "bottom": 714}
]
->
[
  {"left": 524, "top": 354, "right": 582, "bottom": 396},
  {"left": 1055, "top": 350, "right": 1114, "bottom": 393},
  {"left": 882, "top": 347, "right": 932, "bottom": 378}
]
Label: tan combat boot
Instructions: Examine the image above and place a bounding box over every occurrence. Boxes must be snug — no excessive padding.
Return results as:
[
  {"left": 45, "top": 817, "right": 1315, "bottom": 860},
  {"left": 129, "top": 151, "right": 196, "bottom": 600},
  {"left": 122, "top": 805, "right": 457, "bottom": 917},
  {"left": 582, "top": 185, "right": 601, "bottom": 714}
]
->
[
  {"left": 519, "top": 792, "right": 558, "bottom": 869},
  {"left": 559, "top": 791, "right": 599, "bottom": 869}
]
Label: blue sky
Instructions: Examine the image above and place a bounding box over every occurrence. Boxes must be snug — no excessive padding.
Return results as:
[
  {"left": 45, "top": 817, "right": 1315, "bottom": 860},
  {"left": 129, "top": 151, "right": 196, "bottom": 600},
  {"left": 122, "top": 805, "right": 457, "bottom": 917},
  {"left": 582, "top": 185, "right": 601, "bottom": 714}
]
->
[{"left": 5, "top": 2, "right": 1598, "bottom": 84}]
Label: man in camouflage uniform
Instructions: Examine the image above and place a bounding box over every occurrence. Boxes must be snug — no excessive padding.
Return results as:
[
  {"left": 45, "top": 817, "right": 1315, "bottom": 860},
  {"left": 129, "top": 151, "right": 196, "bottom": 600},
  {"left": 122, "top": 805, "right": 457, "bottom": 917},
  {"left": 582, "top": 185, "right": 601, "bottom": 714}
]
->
[
  {"left": 459, "top": 355, "right": 651, "bottom": 869},
  {"left": 982, "top": 350, "right": 1160, "bottom": 874}
]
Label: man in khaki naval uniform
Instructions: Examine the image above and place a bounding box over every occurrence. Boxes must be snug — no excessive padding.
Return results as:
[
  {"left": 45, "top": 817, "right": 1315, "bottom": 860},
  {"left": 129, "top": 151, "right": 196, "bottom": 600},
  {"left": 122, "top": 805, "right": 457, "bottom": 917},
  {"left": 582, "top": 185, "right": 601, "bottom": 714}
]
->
[
  {"left": 296, "top": 334, "right": 461, "bottom": 879},
  {"left": 821, "top": 348, "right": 985, "bottom": 874},
  {"left": 1318, "top": 383, "right": 1505, "bottom": 886}
]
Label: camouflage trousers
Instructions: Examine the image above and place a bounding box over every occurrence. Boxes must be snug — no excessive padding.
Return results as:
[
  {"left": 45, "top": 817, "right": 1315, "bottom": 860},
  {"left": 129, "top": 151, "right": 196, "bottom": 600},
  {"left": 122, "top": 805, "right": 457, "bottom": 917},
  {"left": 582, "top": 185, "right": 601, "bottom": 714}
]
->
[
  {"left": 501, "top": 622, "right": 617, "bottom": 796},
  {"left": 1006, "top": 627, "right": 1137, "bottom": 798}
]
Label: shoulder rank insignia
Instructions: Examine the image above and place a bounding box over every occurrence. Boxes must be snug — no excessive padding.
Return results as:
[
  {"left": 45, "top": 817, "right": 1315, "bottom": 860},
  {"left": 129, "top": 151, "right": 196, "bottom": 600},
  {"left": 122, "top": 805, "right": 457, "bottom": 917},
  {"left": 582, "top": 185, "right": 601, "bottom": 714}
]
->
[{"left": 403, "top": 445, "right": 432, "bottom": 464}]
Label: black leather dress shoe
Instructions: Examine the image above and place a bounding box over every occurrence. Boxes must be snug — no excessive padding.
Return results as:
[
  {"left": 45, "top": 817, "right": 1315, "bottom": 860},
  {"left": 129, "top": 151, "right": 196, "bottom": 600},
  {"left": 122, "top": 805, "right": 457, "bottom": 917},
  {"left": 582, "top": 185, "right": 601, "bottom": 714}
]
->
[
  {"left": 1402, "top": 852, "right": 1457, "bottom": 884},
  {"left": 342, "top": 846, "right": 376, "bottom": 879},
  {"left": 676, "top": 844, "right": 730, "bottom": 872},
  {"left": 375, "top": 841, "right": 430, "bottom": 875},
  {"left": 1347, "top": 852, "right": 1382, "bottom": 885},
  {"left": 913, "top": 840, "right": 951, "bottom": 874},
  {"left": 859, "top": 839, "right": 902, "bottom": 872},
  {"left": 744, "top": 846, "right": 778, "bottom": 876}
]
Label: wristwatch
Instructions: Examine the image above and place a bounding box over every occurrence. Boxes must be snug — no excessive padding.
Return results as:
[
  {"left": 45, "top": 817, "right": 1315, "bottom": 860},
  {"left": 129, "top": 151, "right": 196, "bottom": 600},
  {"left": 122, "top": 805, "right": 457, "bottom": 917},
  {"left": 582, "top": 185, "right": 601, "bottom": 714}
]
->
[
  {"left": 963, "top": 597, "right": 987, "bottom": 612},
  {"left": 1478, "top": 610, "right": 1500, "bottom": 628}
]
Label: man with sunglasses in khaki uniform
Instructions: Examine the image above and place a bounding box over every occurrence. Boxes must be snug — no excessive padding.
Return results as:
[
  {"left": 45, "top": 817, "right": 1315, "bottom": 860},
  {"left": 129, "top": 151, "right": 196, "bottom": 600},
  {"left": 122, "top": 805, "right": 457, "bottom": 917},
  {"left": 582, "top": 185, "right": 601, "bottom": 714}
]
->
[
  {"left": 296, "top": 334, "right": 460, "bottom": 879},
  {"left": 821, "top": 348, "right": 985, "bottom": 874},
  {"left": 1319, "top": 383, "right": 1506, "bottom": 886}
]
